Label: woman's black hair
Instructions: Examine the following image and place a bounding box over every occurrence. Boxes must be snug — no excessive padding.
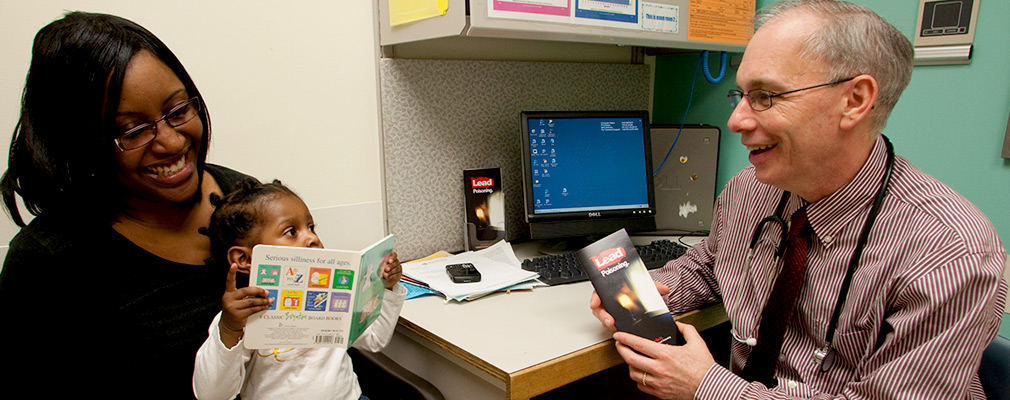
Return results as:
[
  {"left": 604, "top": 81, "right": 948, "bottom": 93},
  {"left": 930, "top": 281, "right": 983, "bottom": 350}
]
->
[
  {"left": 1, "top": 11, "right": 211, "bottom": 226},
  {"left": 202, "top": 179, "right": 297, "bottom": 267}
]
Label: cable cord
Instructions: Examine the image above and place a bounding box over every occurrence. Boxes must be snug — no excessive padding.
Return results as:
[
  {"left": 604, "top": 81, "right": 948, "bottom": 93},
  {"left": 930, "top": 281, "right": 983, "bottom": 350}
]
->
[
  {"left": 653, "top": 55, "right": 701, "bottom": 176},
  {"left": 702, "top": 50, "right": 727, "bottom": 84}
]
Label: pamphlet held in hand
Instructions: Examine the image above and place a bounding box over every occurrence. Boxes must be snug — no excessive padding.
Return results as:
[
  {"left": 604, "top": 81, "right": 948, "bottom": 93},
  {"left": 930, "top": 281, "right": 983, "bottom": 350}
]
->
[{"left": 576, "top": 229, "right": 680, "bottom": 345}]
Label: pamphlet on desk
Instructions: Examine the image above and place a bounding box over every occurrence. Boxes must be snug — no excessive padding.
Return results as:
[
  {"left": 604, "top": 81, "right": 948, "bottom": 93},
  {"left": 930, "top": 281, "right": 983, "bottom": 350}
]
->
[
  {"left": 463, "top": 167, "right": 507, "bottom": 251},
  {"left": 402, "top": 240, "right": 540, "bottom": 302},
  {"left": 243, "top": 235, "right": 395, "bottom": 349},
  {"left": 577, "top": 229, "right": 679, "bottom": 345}
]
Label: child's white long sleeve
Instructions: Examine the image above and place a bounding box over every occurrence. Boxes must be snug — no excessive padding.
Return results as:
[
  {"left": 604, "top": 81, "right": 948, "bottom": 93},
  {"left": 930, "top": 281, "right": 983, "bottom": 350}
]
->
[
  {"left": 192, "top": 312, "right": 252, "bottom": 400},
  {"left": 352, "top": 283, "right": 407, "bottom": 352},
  {"left": 192, "top": 284, "right": 407, "bottom": 400}
]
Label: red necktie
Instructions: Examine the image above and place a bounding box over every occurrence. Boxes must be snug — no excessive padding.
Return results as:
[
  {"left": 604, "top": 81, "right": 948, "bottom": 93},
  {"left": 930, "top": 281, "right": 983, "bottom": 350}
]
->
[{"left": 740, "top": 206, "right": 812, "bottom": 387}]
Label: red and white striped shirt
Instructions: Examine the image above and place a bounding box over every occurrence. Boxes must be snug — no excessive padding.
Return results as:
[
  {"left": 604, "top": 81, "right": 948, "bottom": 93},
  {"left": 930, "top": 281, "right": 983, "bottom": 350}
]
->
[{"left": 652, "top": 136, "right": 1007, "bottom": 399}]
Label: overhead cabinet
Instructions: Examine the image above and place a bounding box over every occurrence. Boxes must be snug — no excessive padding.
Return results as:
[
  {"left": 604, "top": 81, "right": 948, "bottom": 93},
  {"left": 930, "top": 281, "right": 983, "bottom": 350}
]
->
[{"left": 378, "top": 0, "right": 753, "bottom": 53}]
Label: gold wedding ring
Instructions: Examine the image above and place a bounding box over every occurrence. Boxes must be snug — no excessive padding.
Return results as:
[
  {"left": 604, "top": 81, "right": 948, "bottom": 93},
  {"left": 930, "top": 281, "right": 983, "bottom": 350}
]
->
[{"left": 642, "top": 371, "right": 649, "bottom": 387}]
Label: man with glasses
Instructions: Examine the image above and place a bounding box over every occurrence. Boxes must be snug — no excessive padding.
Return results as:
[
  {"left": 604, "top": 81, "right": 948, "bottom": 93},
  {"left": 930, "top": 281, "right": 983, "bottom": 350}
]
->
[{"left": 591, "top": 1, "right": 1006, "bottom": 399}]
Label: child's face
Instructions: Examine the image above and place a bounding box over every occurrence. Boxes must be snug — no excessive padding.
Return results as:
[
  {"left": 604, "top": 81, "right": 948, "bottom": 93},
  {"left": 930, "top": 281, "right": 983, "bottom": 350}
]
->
[{"left": 251, "top": 193, "right": 323, "bottom": 249}]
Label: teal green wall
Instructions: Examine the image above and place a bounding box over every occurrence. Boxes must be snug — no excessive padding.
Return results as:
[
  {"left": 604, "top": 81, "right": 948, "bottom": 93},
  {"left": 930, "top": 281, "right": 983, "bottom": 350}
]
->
[
  {"left": 653, "top": 1, "right": 1010, "bottom": 337},
  {"left": 654, "top": 0, "right": 1010, "bottom": 248}
]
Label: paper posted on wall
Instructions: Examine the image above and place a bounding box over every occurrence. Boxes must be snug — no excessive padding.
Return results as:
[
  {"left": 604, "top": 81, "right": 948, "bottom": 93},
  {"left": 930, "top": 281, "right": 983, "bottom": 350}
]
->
[{"left": 243, "top": 235, "right": 395, "bottom": 349}]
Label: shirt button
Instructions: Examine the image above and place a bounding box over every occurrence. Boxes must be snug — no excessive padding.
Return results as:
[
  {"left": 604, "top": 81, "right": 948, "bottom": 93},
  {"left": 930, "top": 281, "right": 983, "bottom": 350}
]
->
[
  {"left": 824, "top": 235, "right": 834, "bottom": 243},
  {"left": 778, "top": 353, "right": 787, "bottom": 362},
  {"left": 787, "top": 381, "right": 798, "bottom": 389}
]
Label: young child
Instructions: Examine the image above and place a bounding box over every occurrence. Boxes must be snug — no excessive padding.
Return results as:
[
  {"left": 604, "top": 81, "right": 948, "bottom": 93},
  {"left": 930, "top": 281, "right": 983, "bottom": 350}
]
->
[{"left": 192, "top": 179, "right": 406, "bottom": 400}]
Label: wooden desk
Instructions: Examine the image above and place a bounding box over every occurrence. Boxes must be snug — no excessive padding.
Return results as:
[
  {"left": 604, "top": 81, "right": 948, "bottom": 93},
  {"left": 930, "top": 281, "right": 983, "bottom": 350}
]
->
[{"left": 382, "top": 237, "right": 727, "bottom": 399}]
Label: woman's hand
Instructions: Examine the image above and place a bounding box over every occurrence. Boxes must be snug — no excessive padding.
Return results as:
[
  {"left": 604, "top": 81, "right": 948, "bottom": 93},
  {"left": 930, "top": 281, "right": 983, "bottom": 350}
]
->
[
  {"left": 382, "top": 252, "right": 402, "bottom": 290},
  {"left": 219, "top": 263, "right": 272, "bottom": 348},
  {"left": 614, "top": 322, "right": 715, "bottom": 400}
]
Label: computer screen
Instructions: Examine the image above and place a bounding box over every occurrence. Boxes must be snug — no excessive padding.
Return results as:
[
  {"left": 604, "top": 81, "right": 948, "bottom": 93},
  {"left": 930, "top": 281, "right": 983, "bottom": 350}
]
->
[{"left": 520, "top": 111, "right": 656, "bottom": 243}]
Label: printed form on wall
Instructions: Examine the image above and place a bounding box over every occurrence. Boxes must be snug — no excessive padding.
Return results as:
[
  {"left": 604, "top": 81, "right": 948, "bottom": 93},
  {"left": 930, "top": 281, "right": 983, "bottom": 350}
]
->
[
  {"left": 688, "top": 0, "right": 754, "bottom": 45},
  {"left": 488, "top": 0, "right": 679, "bottom": 33}
]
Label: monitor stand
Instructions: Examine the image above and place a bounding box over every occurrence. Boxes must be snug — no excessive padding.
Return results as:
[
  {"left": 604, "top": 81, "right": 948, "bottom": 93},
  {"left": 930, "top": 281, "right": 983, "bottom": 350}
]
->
[{"left": 535, "top": 236, "right": 596, "bottom": 256}]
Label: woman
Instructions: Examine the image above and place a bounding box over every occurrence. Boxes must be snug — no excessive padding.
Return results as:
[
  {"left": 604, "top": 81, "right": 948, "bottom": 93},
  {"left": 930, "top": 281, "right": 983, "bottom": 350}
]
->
[{"left": 0, "top": 12, "right": 250, "bottom": 397}]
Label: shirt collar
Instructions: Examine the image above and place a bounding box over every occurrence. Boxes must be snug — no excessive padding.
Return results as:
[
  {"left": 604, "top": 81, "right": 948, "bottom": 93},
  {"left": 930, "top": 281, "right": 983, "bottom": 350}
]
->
[{"left": 804, "top": 135, "right": 889, "bottom": 248}]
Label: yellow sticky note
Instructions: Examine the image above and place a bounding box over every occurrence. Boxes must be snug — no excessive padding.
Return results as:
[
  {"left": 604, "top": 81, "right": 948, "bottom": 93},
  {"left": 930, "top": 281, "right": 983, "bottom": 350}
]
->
[{"left": 389, "top": 0, "right": 449, "bottom": 26}]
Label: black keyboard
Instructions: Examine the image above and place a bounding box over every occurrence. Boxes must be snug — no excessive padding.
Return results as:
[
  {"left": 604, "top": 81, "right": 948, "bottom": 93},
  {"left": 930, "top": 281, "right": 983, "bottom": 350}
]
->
[{"left": 521, "top": 239, "right": 689, "bottom": 286}]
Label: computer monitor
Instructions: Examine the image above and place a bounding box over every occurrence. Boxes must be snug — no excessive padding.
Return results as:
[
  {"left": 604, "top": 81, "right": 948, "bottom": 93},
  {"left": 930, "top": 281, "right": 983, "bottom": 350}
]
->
[{"left": 520, "top": 111, "right": 656, "bottom": 250}]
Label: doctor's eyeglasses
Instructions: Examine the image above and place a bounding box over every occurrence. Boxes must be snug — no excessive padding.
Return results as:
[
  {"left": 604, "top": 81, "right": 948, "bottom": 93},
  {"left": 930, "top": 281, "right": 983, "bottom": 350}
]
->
[{"left": 728, "top": 76, "right": 856, "bottom": 111}]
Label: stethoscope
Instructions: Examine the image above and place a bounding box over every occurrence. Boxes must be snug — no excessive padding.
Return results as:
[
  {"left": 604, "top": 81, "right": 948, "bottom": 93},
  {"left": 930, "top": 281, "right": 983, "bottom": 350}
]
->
[{"left": 729, "top": 136, "right": 895, "bottom": 373}]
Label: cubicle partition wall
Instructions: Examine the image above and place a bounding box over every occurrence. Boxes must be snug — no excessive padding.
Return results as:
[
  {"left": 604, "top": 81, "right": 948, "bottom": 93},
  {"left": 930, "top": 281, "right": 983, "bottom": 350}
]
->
[{"left": 379, "top": 59, "right": 650, "bottom": 260}]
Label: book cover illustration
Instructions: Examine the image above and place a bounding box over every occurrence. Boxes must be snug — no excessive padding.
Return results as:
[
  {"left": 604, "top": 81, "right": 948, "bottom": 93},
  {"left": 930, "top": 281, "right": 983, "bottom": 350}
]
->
[
  {"left": 244, "top": 234, "right": 395, "bottom": 349},
  {"left": 464, "top": 167, "right": 506, "bottom": 251},
  {"left": 576, "top": 229, "right": 680, "bottom": 345}
]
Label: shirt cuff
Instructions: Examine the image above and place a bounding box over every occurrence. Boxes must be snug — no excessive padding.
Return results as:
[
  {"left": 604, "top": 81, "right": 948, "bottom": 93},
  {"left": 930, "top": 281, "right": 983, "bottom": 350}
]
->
[
  {"left": 695, "top": 364, "right": 748, "bottom": 400},
  {"left": 388, "top": 282, "right": 408, "bottom": 299},
  {"left": 209, "top": 314, "right": 246, "bottom": 352}
]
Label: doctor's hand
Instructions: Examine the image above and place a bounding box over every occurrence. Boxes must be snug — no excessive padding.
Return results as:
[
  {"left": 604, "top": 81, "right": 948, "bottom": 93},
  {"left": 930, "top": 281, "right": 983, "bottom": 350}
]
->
[
  {"left": 614, "top": 322, "right": 715, "bottom": 400},
  {"left": 590, "top": 280, "right": 670, "bottom": 332}
]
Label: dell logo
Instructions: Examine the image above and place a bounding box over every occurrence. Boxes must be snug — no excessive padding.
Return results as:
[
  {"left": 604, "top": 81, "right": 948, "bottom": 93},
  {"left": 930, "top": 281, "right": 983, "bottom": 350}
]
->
[{"left": 588, "top": 212, "right": 601, "bottom": 217}]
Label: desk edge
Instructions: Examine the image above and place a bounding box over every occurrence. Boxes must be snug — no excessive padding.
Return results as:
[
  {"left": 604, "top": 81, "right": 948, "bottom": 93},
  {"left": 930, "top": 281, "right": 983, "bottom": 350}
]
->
[{"left": 397, "top": 316, "right": 511, "bottom": 382}]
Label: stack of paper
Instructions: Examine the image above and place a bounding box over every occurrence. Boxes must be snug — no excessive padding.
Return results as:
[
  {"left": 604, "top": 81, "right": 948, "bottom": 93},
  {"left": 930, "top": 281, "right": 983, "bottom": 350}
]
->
[{"left": 402, "top": 241, "right": 540, "bottom": 301}]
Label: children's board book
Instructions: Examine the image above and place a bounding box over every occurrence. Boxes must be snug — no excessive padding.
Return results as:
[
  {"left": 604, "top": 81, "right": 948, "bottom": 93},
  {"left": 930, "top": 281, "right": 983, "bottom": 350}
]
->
[
  {"left": 576, "top": 229, "right": 680, "bottom": 345},
  {"left": 244, "top": 234, "right": 395, "bottom": 349}
]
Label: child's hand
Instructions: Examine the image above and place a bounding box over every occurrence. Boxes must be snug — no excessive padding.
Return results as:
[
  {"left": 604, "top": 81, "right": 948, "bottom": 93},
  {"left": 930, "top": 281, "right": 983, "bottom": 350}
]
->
[
  {"left": 219, "top": 263, "right": 272, "bottom": 348},
  {"left": 382, "top": 252, "right": 402, "bottom": 290}
]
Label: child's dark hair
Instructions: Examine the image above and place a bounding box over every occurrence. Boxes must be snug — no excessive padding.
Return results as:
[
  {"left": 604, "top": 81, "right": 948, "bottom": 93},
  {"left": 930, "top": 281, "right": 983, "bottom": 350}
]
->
[{"left": 201, "top": 178, "right": 298, "bottom": 266}]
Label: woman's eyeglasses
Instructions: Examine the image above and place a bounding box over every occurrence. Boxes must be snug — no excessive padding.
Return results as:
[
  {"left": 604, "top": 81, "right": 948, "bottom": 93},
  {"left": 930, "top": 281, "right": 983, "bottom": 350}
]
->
[{"left": 114, "top": 97, "right": 201, "bottom": 151}]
